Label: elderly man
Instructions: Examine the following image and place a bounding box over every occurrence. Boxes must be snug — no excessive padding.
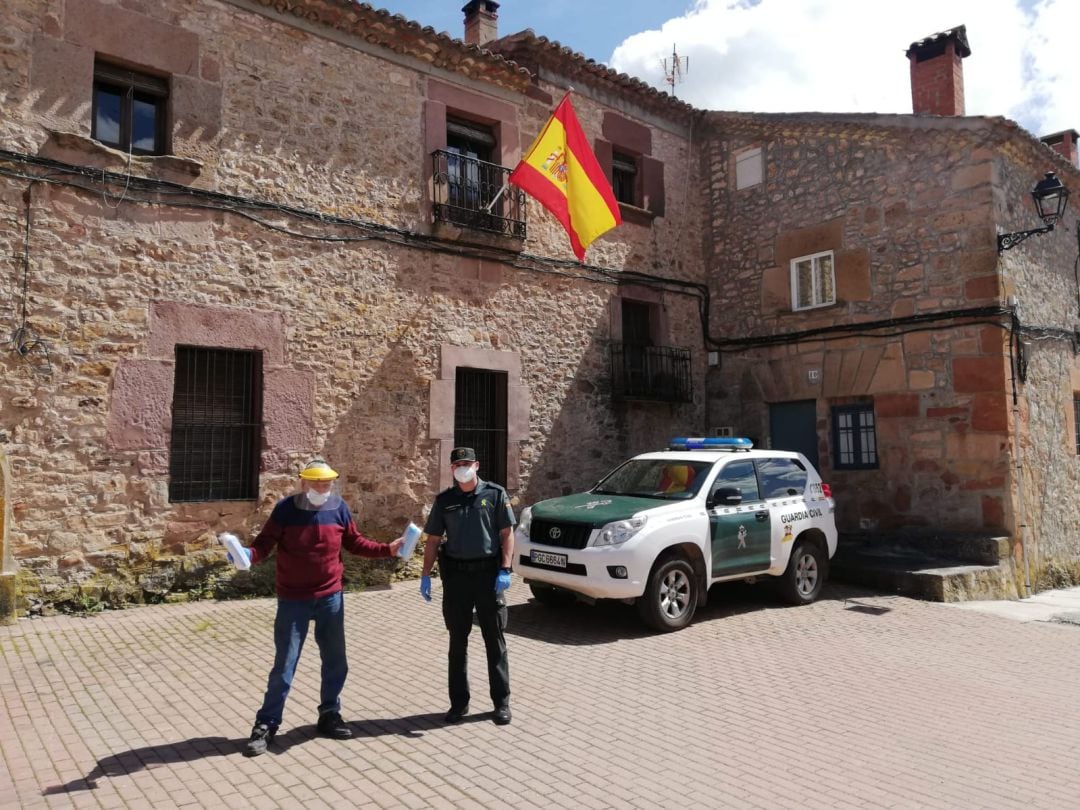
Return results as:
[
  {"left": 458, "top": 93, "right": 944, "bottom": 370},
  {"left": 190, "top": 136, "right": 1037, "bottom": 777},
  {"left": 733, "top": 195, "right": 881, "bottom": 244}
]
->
[
  {"left": 234, "top": 458, "right": 403, "bottom": 757},
  {"left": 420, "top": 447, "right": 515, "bottom": 725}
]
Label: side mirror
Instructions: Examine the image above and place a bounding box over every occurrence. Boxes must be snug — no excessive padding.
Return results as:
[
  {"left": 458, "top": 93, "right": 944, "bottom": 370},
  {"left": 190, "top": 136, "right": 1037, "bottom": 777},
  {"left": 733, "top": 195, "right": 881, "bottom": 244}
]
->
[{"left": 707, "top": 487, "right": 742, "bottom": 508}]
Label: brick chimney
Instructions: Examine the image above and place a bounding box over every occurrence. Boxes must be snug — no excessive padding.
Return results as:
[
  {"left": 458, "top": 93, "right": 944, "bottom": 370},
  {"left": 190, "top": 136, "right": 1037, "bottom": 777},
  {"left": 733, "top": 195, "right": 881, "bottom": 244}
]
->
[
  {"left": 463, "top": 0, "right": 499, "bottom": 47},
  {"left": 906, "top": 26, "right": 971, "bottom": 116},
  {"left": 1041, "top": 130, "right": 1080, "bottom": 168}
]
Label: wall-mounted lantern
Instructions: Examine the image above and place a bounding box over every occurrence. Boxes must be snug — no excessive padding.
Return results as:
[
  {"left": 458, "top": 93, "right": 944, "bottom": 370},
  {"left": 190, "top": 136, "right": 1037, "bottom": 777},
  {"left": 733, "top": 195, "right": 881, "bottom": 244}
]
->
[{"left": 998, "top": 171, "right": 1070, "bottom": 253}]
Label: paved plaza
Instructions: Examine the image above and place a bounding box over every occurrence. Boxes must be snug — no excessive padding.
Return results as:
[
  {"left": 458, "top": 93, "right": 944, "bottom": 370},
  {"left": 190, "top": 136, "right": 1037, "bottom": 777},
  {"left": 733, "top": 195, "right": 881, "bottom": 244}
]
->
[{"left": 2, "top": 580, "right": 1079, "bottom": 809}]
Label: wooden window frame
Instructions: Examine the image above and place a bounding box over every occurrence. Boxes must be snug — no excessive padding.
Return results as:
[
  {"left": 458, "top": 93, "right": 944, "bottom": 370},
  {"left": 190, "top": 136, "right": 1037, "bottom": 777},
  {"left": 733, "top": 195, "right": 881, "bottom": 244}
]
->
[
  {"left": 832, "top": 403, "right": 879, "bottom": 470},
  {"left": 92, "top": 60, "right": 169, "bottom": 156}
]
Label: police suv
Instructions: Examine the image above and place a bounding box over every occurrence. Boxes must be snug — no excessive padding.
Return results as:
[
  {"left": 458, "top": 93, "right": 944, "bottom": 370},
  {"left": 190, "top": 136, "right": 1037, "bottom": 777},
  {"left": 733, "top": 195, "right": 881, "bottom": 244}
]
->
[{"left": 514, "top": 437, "right": 837, "bottom": 632}]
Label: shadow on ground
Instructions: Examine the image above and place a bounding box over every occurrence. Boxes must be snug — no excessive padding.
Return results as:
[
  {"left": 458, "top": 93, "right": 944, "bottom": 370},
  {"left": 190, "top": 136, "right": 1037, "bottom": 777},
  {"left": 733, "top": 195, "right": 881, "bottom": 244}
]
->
[
  {"left": 42, "top": 711, "right": 465, "bottom": 795},
  {"left": 503, "top": 581, "right": 897, "bottom": 645}
]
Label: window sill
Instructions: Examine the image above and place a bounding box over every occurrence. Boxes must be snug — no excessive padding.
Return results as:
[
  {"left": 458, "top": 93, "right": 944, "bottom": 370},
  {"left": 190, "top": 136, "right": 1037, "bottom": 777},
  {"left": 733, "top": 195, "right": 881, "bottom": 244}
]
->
[
  {"left": 617, "top": 202, "right": 657, "bottom": 227},
  {"left": 39, "top": 130, "right": 203, "bottom": 183},
  {"left": 432, "top": 220, "right": 525, "bottom": 252}
]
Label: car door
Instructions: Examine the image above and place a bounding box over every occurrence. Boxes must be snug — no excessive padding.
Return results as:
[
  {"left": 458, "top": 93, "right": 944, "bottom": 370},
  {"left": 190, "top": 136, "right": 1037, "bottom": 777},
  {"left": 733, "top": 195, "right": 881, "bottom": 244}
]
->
[
  {"left": 754, "top": 456, "right": 810, "bottom": 555},
  {"left": 708, "top": 459, "right": 771, "bottom": 577}
]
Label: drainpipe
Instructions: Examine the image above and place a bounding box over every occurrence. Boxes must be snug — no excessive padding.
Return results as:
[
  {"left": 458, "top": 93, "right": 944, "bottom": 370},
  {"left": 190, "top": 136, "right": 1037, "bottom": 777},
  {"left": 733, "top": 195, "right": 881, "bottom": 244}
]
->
[{"left": 1008, "top": 318, "right": 1032, "bottom": 595}]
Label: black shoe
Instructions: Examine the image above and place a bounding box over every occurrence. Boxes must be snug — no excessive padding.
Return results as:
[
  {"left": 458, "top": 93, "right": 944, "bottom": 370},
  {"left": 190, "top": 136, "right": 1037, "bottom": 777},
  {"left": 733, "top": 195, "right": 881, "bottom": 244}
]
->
[
  {"left": 444, "top": 705, "right": 469, "bottom": 724},
  {"left": 493, "top": 705, "right": 512, "bottom": 726},
  {"left": 244, "top": 723, "right": 275, "bottom": 757},
  {"left": 317, "top": 711, "right": 353, "bottom": 740}
]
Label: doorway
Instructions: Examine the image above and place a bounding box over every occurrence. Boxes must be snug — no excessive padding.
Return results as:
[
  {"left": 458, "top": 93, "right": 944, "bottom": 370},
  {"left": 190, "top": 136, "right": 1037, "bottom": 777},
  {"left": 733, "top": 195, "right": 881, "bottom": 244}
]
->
[{"left": 769, "top": 400, "right": 819, "bottom": 469}]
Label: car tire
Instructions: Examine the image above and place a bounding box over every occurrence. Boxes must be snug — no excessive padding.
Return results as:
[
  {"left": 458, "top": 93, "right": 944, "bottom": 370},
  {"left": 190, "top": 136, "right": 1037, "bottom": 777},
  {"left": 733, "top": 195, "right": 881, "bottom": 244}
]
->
[
  {"left": 778, "top": 541, "right": 827, "bottom": 605},
  {"left": 529, "top": 583, "right": 575, "bottom": 607},
  {"left": 636, "top": 557, "right": 698, "bottom": 632}
]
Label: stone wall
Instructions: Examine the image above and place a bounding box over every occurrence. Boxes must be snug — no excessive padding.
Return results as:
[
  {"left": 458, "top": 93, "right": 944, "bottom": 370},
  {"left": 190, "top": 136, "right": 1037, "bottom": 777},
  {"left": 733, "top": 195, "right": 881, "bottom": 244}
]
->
[
  {"left": 703, "top": 113, "right": 1014, "bottom": 535},
  {"left": 0, "top": 0, "right": 706, "bottom": 609}
]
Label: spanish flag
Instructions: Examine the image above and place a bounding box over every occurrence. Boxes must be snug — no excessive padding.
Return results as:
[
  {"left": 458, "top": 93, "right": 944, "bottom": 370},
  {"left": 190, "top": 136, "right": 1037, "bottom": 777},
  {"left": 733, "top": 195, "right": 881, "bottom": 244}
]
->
[{"left": 509, "top": 93, "right": 621, "bottom": 260}]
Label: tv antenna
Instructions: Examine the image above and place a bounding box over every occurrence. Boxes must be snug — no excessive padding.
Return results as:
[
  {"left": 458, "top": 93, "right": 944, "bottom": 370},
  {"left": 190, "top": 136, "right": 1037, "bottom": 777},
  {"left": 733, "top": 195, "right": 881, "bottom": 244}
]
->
[{"left": 662, "top": 44, "right": 688, "bottom": 97}]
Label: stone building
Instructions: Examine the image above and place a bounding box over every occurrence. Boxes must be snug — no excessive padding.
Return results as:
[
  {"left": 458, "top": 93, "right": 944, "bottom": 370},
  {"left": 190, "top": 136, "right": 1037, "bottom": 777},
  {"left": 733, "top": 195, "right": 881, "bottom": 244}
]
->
[
  {"left": 703, "top": 27, "right": 1080, "bottom": 594},
  {"left": 1, "top": 6, "right": 1078, "bottom": 617},
  {"left": 0, "top": 0, "right": 705, "bottom": 612}
]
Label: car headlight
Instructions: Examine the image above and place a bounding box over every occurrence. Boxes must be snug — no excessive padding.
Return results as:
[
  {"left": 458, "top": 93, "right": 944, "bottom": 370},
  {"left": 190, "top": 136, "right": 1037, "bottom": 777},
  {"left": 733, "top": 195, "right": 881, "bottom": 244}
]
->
[
  {"left": 517, "top": 506, "right": 532, "bottom": 538},
  {"left": 595, "top": 514, "right": 647, "bottom": 547}
]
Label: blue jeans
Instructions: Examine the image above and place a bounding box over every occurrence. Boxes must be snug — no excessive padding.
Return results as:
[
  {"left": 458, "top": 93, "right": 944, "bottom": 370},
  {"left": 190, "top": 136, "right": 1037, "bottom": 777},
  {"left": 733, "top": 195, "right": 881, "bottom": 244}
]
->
[{"left": 255, "top": 591, "right": 347, "bottom": 729}]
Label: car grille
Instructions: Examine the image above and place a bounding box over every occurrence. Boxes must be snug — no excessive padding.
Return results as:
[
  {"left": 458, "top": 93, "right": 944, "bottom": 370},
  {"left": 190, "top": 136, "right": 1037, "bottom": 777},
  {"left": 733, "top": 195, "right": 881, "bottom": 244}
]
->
[{"left": 530, "top": 519, "right": 592, "bottom": 550}]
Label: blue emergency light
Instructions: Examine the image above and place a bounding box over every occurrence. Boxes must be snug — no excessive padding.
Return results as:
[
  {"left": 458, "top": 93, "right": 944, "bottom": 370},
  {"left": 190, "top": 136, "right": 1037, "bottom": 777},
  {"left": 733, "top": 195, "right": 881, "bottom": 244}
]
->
[{"left": 669, "top": 437, "right": 753, "bottom": 451}]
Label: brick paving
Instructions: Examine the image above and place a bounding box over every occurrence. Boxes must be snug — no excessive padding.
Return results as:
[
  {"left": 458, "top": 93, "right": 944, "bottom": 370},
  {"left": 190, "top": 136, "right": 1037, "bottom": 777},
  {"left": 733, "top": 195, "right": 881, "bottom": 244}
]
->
[{"left": 2, "top": 580, "right": 1080, "bottom": 809}]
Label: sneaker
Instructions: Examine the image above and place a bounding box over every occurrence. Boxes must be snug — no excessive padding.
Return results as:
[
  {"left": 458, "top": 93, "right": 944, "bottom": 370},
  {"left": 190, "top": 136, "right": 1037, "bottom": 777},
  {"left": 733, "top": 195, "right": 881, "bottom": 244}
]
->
[
  {"left": 244, "top": 723, "right": 275, "bottom": 757},
  {"left": 493, "top": 705, "right": 512, "bottom": 726},
  {"left": 317, "top": 711, "right": 353, "bottom": 740},
  {"left": 444, "top": 704, "right": 469, "bottom": 724}
]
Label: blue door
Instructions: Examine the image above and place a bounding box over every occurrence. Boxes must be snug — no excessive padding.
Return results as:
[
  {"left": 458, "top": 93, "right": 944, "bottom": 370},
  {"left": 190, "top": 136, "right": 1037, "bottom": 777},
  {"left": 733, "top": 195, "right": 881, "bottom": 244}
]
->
[{"left": 769, "top": 400, "right": 818, "bottom": 470}]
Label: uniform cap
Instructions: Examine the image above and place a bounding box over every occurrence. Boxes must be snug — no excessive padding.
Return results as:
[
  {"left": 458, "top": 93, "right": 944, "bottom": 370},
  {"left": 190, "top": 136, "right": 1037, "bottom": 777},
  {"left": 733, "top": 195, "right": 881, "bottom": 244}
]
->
[
  {"left": 299, "top": 458, "right": 339, "bottom": 481},
  {"left": 450, "top": 447, "right": 476, "bottom": 463}
]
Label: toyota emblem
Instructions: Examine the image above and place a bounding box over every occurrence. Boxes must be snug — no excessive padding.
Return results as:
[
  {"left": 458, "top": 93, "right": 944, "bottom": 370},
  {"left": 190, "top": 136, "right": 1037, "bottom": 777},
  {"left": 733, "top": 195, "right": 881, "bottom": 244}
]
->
[{"left": 549, "top": 527, "right": 562, "bottom": 540}]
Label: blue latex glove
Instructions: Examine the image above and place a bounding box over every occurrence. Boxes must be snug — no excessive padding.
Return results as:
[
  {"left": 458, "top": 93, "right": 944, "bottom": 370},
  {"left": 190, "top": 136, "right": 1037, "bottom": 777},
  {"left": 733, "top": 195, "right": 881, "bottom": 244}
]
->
[
  {"left": 420, "top": 575, "right": 432, "bottom": 602},
  {"left": 227, "top": 547, "right": 252, "bottom": 567},
  {"left": 495, "top": 570, "right": 512, "bottom": 594}
]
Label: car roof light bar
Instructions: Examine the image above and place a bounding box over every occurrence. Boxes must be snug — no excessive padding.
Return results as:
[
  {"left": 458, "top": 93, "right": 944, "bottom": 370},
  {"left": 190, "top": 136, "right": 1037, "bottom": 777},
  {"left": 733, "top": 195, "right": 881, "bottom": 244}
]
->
[{"left": 668, "top": 437, "right": 754, "bottom": 451}]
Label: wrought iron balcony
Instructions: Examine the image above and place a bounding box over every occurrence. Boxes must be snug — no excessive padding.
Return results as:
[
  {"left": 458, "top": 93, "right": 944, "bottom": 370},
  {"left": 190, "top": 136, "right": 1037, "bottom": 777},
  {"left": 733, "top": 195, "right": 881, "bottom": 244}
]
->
[
  {"left": 431, "top": 150, "right": 526, "bottom": 238},
  {"left": 610, "top": 343, "right": 693, "bottom": 403}
]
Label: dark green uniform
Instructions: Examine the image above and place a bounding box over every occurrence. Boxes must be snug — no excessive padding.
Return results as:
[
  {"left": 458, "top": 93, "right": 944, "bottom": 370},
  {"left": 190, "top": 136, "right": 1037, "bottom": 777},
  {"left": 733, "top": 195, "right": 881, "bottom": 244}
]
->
[{"left": 424, "top": 478, "right": 515, "bottom": 712}]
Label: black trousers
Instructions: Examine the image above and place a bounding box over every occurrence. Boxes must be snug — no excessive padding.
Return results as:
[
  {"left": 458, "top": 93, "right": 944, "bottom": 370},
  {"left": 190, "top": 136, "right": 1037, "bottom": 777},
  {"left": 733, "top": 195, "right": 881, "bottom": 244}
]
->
[{"left": 440, "top": 565, "right": 510, "bottom": 710}]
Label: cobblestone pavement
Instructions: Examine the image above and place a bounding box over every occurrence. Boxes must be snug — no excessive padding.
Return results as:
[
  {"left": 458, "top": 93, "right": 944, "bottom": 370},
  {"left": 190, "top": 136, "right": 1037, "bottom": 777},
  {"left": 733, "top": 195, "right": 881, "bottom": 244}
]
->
[{"left": 2, "top": 580, "right": 1080, "bottom": 810}]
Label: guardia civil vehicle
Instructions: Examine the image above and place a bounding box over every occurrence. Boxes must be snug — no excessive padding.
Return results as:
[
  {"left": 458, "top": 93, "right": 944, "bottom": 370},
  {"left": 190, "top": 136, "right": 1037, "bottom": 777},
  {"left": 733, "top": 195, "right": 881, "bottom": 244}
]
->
[{"left": 514, "top": 437, "right": 837, "bottom": 632}]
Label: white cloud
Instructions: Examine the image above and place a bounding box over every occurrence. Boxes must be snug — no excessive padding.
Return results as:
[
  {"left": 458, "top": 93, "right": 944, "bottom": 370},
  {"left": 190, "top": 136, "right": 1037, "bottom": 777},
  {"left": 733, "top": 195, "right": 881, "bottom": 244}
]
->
[{"left": 610, "top": 0, "right": 1077, "bottom": 138}]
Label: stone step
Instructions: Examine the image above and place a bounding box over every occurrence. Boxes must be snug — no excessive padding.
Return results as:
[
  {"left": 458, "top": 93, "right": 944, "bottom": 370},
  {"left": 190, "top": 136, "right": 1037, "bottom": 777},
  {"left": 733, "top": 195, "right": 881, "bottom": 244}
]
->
[{"left": 831, "top": 547, "right": 1020, "bottom": 602}]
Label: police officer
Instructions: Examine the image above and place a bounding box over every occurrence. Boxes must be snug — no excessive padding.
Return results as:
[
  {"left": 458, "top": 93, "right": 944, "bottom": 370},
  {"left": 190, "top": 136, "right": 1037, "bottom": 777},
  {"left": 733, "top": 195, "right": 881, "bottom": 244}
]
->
[{"left": 420, "top": 447, "right": 515, "bottom": 725}]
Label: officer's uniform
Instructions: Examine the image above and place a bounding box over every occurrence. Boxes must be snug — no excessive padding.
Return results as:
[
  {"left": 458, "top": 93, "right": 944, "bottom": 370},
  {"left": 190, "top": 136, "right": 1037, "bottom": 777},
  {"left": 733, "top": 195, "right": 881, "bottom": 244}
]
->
[{"left": 424, "top": 477, "right": 515, "bottom": 713}]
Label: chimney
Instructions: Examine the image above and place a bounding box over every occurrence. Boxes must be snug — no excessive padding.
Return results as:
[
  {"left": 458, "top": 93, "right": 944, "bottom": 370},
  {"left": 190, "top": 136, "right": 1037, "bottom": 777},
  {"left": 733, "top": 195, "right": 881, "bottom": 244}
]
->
[
  {"left": 463, "top": 0, "right": 499, "bottom": 47},
  {"left": 1041, "top": 130, "right": 1080, "bottom": 168},
  {"left": 906, "top": 25, "right": 971, "bottom": 116}
]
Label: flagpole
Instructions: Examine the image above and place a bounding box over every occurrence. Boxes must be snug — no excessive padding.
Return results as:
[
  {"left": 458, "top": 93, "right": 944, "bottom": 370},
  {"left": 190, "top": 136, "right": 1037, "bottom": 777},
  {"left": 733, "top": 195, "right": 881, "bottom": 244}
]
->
[{"left": 483, "top": 182, "right": 509, "bottom": 213}]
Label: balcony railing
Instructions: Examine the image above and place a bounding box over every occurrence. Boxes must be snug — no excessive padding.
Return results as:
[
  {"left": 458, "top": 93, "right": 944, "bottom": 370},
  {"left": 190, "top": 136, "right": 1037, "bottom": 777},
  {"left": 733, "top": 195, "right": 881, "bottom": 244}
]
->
[
  {"left": 432, "top": 150, "right": 526, "bottom": 238},
  {"left": 610, "top": 343, "right": 693, "bottom": 403}
]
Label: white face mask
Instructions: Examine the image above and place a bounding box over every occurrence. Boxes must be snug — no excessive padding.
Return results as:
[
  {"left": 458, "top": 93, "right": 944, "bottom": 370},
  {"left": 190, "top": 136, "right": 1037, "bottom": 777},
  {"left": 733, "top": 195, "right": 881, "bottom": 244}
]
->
[
  {"left": 306, "top": 489, "right": 331, "bottom": 506},
  {"left": 453, "top": 464, "right": 477, "bottom": 484}
]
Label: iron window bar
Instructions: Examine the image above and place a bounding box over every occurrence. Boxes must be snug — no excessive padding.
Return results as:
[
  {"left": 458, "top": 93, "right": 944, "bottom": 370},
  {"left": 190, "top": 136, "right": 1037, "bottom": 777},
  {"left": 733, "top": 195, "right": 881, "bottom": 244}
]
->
[
  {"left": 432, "top": 150, "right": 526, "bottom": 238},
  {"left": 610, "top": 342, "right": 693, "bottom": 403}
]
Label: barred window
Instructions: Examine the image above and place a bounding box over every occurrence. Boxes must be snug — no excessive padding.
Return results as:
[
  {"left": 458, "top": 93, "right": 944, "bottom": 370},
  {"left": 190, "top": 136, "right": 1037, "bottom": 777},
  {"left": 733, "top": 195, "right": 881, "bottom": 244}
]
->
[
  {"left": 454, "top": 368, "right": 507, "bottom": 487},
  {"left": 169, "top": 347, "right": 262, "bottom": 502},
  {"left": 832, "top": 403, "right": 878, "bottom": 470}
]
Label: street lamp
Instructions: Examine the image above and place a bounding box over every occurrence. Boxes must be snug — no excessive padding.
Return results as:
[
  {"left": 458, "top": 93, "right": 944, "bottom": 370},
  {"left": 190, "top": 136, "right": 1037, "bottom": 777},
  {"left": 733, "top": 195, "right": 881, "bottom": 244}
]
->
[{"left": 998, "top": 171, "right": 1070, "bottom": 253}]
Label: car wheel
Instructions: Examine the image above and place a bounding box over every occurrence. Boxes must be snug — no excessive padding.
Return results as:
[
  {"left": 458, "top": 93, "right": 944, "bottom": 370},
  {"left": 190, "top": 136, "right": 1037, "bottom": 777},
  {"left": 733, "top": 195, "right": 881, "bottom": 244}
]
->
[
  {"left": 779, "top": 541, "right": 827, "bottom": 605},
  {"left": 529, "top": 583, "right": 575, "bottom": 607},
  {"left": 637, "top": 557, "right": 698, "bottom": 632}
]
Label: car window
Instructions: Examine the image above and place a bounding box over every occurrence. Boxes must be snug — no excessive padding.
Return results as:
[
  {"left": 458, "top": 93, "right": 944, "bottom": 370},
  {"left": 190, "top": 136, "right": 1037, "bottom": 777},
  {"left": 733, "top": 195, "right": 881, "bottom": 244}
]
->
[
  {"left": 594, "top": 459, "right": 713, "bottom": 500},
  {"left": 755, "top": 457, "right": 808, "bottom": 499},
  {"left": 709, "top": 459, "right": 760, "bottom": 502}
]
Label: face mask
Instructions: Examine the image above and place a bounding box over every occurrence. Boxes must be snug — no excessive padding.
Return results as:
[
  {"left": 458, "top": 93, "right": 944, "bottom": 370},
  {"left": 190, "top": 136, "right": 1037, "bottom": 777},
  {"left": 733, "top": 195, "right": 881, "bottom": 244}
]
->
[
  {"left": 307, "top": 489, "right": 331, "bottom": 506},
  {"left": 453, "top": 465, "right": 476, "bottom": 484}
]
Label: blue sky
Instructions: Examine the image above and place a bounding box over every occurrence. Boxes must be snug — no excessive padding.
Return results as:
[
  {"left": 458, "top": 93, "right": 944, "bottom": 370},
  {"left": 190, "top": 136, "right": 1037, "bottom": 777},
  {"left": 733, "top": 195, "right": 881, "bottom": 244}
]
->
[{"left": 372, "top": 1, "right": 1080, "bottom": 139}]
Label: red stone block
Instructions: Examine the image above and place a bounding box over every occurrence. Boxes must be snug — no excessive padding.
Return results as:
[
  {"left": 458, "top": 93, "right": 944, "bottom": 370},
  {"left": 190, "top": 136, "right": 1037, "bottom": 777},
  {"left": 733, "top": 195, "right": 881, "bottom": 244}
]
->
[
  {"left": 875, "top": 393, "right": 920, "bottom": 418},
  {"left": 926, "top": 406, "right": 967, "bottom": 418},
  {"left": 982, "top": 495, "right": 1005, "bottom": 528},
  {"left": 971, "top": 392, "right": 1008, "bottom": 432},
  {"left": 965, "top": 275, "right": 999, "bottom": 301},
  {"left": 952, "top": 356, "right": 1005, "bottom": 393}
]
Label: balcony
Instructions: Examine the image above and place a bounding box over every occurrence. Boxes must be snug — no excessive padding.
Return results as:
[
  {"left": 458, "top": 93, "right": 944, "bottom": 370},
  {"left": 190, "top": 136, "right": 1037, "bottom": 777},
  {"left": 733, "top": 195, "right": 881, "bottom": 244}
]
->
[
  {"left": 610, "top": 343, "right": 693, "bottom": 403},
  {"left": 431, "top": 150, "right": 526, "bottom": 238}
]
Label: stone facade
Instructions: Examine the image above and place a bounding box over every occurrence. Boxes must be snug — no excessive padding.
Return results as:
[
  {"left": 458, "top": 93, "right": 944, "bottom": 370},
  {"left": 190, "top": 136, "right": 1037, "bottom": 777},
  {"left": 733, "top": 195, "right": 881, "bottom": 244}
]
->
[
  {"left": 703, "top": 110, "right": 1080, "bottom": 590},
  {"left": 0, "top": 0, "right": 705, "bottom": 610}
]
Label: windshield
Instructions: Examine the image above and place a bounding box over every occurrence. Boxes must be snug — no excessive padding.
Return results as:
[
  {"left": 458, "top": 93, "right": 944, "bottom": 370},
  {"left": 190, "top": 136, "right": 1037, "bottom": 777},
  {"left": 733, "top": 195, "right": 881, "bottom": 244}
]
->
[{"left": 593, "top": 459, "right": 713, "bottom": 500}]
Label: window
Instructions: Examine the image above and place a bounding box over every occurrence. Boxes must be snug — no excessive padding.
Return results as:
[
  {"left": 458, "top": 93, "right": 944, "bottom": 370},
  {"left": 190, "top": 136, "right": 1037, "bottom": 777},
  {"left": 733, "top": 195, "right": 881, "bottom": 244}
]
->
[
  {"left": 736, "top": 147, "right": 762, "bottom": 189},
  {"left": 711, "top": 460, "right": 761, "bottom": 502},
  {"left": 791, "top": 250, "right": 836, "bottom": 311},
  {"left": 756, "top": 458, "right": 809, "bottom": 499},
  {"left": 612, "top": 150, "right": 639, "bottom": 205},
  {"left": 169, "top": 347, "right": 262, "bottom": 502},
  {"left": 455, "top": 368, "right": 508, "bottom": 486},
  {"left": 832, "top": 404, "right": 878, "bottom": 470},
  {"left": 92, "top": 61, "right": 168, "bottom": 155}
]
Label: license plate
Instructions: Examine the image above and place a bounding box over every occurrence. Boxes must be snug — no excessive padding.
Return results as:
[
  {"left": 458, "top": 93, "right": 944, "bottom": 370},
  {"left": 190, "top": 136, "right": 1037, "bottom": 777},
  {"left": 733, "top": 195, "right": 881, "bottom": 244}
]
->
[{"left": 530, "top": 550, "right": 567, "bottom": 568}]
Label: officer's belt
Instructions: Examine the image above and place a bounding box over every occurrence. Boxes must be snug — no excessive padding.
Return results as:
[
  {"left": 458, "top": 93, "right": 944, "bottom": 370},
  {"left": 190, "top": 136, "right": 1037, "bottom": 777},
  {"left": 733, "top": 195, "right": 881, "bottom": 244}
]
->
[{"left": 440, "top": 554, "right": 499, "bottom": 572}]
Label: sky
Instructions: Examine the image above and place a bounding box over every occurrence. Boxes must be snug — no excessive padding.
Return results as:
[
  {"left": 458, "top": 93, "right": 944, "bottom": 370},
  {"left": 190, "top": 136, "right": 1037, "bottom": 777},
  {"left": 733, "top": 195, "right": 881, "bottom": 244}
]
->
[{"left": 372, "top": 0, "right": 1080, "bottom": 138}]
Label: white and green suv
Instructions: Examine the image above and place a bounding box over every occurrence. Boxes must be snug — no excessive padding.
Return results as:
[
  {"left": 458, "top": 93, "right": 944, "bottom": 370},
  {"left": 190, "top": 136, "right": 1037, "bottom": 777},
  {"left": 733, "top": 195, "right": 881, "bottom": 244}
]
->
[{"left": 514, "top": 438, "right": 838, "bottom": 632}]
